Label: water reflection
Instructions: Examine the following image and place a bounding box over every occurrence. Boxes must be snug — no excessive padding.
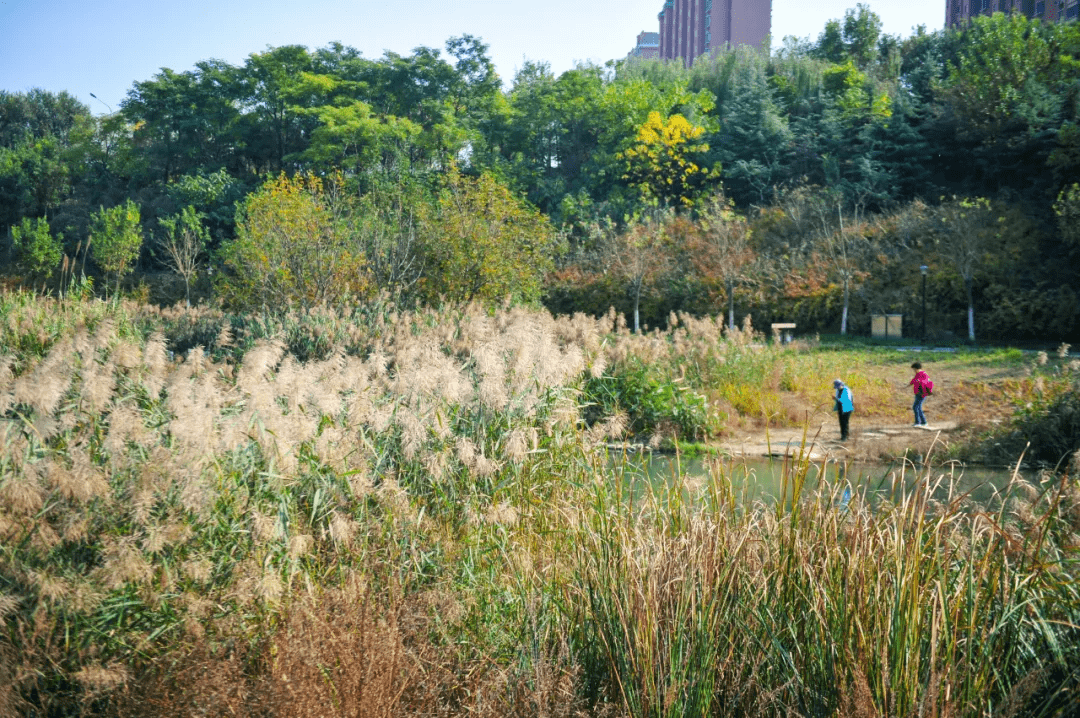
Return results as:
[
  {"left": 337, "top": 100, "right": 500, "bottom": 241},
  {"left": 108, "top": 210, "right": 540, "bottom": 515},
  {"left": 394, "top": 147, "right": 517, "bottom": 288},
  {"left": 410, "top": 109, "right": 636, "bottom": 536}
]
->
[{"left": 610, "top": 449, "right": 1029, "bottom": 509}]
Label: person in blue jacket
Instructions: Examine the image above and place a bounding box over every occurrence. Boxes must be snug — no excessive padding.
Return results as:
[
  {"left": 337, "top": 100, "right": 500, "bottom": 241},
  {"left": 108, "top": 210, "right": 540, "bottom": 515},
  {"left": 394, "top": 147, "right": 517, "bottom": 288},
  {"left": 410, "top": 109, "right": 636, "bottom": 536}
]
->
[{"left": 833, "top": 379, "right": 854, "bottom": 441}]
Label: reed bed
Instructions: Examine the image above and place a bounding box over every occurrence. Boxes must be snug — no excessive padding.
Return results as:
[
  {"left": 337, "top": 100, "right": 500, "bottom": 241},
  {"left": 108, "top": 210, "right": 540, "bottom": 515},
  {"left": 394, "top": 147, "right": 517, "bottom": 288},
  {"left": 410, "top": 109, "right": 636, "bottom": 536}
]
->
[
  {"left": 0, "top": 292, "right": 1076, "bottom": 717},
  {"left": 562, "top": 454, "right": 1080, "bottom": 717}
]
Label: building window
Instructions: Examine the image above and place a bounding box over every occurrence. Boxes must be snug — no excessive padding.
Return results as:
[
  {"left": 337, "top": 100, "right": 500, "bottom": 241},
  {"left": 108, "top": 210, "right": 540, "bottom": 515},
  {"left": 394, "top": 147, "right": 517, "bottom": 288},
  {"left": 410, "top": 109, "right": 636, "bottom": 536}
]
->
[
  {"left": 1067, "top": 2, "right": 1079, "bottom": 16},
  {"left": 1035, "top": 0, "right": 1045, "bottom": 13},
  {"left": 705, "top": 13, "right": 710, "bottom": 26}
]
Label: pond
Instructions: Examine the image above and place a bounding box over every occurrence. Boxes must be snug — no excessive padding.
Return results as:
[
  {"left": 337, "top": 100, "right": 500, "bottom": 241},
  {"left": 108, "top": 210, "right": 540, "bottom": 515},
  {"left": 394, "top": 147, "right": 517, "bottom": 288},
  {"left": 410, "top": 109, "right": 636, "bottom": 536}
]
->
[{"left": 607, "top": 449, "right": 1031, "bottom": 510}]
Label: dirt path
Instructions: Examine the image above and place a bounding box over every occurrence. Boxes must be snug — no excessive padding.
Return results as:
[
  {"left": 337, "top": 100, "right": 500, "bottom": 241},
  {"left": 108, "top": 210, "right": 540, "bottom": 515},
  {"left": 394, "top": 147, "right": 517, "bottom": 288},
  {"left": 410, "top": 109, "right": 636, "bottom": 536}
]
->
[
  {"left": 717, "top": 419, "right": 961, "bottom": 462},
  {"left": 713, "top": 354, "right": 1020, "bottom": 463},
  {"left": 696, "top": 348, "right": 1048, "bottom": 464}
]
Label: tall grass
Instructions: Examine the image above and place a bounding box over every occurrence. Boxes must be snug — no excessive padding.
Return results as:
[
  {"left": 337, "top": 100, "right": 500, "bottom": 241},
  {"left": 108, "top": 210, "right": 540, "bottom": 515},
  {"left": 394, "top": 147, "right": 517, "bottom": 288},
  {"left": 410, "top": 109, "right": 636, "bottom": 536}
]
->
[
  {"left": 562, "top": 454, "right": 1080, "bottom": 717},
  {"left": 0, "top": 293, "right": 1076, "bottom": 716}
]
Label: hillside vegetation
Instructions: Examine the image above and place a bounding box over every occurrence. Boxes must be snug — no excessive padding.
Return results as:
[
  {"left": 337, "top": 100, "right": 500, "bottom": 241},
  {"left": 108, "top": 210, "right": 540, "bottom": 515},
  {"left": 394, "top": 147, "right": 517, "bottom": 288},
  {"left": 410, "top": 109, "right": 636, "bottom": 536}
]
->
[{"left": 3, "top": 9, "right": 1080, "bottom": 340}]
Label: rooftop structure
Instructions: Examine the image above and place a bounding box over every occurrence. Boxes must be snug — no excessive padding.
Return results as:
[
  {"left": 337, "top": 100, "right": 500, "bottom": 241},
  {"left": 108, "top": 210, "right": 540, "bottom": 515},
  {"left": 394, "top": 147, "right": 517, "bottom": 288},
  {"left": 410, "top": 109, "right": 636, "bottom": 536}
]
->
[{"left": 628, "top": 31, "right": 661, "bottom": 59}]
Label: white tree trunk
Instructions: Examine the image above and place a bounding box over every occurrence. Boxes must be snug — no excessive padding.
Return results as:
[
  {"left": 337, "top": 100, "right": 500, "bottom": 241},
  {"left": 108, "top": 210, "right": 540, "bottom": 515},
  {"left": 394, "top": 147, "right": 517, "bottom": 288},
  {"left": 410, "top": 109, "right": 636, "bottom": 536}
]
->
[
  {"left": 633, "top": 283, "right": 641, "bottom": 333},
  {"left": 727, "top": 279, "right": 735, "bottom": 331},
  {"left": 966, "top": 277, "right": 975, "bottom": 342},
  {"left": 840, "top": 279, "right": 849, "bottom": 335}
]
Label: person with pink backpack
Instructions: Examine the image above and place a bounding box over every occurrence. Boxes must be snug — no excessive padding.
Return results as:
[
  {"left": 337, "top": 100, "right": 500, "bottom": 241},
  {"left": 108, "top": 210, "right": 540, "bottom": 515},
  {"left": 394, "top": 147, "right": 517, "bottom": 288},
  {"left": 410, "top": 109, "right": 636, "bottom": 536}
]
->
[{"left": 908, "top": 362, "right": 933, "bottom": 426}]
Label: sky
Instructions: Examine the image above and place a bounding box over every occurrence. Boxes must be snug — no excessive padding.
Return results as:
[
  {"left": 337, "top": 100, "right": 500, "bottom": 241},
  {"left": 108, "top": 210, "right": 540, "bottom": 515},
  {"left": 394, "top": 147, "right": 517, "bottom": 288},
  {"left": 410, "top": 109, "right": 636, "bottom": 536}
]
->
[{"left": 0, "top": 0, "right": 944, "bottom": 116}]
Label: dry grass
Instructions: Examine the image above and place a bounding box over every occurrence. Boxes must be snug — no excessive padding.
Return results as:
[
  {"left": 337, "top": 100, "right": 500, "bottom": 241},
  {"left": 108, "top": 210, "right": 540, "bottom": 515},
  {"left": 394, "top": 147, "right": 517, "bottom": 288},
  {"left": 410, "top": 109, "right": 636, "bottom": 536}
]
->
[{"left": 0, "top": 292, "right": 1074, "bottom": 717}]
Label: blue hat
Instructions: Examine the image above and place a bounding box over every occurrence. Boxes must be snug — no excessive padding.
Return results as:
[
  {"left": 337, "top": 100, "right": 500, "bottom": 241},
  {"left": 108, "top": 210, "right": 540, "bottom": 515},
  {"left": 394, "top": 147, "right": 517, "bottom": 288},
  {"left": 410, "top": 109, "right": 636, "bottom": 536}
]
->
[{"left": 833, "top": 379, "right": 844, "bottom": 388}]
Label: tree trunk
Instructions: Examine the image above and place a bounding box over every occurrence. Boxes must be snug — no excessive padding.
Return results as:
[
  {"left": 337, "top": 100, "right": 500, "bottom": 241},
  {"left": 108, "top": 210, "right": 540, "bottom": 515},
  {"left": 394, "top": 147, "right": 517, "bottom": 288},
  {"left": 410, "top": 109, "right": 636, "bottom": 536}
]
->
[
  {"left": 633, "top": 278, "right": 643, "bottom": 333},
  {"left": 965, "top": 276, "right": 975, "bottom": 342},
  {"left": 726, "top": 278, "right": 735, "bottom": 331},
  {"left": 840, "top": 277, "right": 849, "bottom": 335}
]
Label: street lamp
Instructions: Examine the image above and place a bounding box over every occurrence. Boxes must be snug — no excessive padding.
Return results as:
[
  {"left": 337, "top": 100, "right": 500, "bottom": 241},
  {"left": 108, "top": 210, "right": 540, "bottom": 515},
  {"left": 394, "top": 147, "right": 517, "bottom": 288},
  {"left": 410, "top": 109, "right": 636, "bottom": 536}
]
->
[
  {"left": 920, "top": 265, "right": 928, "bottom": 343},
  {"left": 89, "top": 93, "right": 112, "bottom": 114}
]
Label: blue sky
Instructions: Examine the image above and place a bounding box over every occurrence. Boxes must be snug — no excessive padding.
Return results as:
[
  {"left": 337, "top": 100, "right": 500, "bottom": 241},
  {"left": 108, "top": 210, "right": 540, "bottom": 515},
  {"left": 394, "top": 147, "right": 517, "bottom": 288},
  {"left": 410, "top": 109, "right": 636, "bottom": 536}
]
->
[{"left": 0, "top": 0, "right": 943, "bottom": 115}]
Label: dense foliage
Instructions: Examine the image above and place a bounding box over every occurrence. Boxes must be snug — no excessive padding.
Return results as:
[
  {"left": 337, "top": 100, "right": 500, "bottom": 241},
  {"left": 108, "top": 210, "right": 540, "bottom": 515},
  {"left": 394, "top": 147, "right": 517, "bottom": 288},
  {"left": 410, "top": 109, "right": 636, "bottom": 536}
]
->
[{"left": 2, "top": 10, "right": 1080, "bottom": 339}]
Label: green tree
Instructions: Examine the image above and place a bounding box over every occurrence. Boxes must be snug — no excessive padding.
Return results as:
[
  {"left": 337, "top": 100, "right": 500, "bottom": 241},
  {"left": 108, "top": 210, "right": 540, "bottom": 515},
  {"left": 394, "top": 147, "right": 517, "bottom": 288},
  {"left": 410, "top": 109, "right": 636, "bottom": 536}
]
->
[
  {"left": 122, "top": 65, "right": 241, "bottom": 183},
  {"left": 90, "top": 200, "right": 144, "bottom": 298},
  {"left": 237, "top": 46, "right": 328, "bottom": 172},
  {"left": 691, "top": 47, "right": 790, "bottom": 205},
  {"left": 165, "top": 169, "right": 248, "bottom": 244},
  {"left": 1054, "top": 183, "right": 1080, "bottom": 252},
  {"left": 301, "top": 101, "right": 426, "bottom": 183},
  {"left": 813, "top": 4, "right": 884, "bottom": 69},
  {"left": 935, "top": 13, "right": 1080, "bottom": 199},
  {"left": 0, "top": 90, "right": 93, "bottom": 235},
  {"left": 156, "top": 206, "right": 209, "bottom": 307},
  {"left": 11, "top": 216, "right": 63, "bottom": 285},
  {"left": 217, "top": 173, "right": 368, "bottom": 311},
  {"left": 842, "top": 3, "right": 884, "bottom": 69},
  {"left": 417, "top": 166, "right": 560, "bottom": 305}
]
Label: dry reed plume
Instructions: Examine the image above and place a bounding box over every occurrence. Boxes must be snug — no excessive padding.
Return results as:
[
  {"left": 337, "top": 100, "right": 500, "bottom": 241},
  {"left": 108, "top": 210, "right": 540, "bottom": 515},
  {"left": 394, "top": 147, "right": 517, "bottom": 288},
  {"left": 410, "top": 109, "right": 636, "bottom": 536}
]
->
[{"left": 0, "top": 293, "right": 1075, "bottom": 717}]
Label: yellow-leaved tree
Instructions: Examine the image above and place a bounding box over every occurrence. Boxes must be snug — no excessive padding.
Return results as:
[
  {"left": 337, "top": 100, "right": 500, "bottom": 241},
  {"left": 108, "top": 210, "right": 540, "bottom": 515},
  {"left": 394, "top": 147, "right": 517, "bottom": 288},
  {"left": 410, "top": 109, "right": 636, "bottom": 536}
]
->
[
  {"left": 619, "top": 111, "right": 716, "bottom": 208},
  {"left": 417, "top": 166, "right": 561, "bottom": 305},
  {"left": 217, "top": 173, "right": 369, "bottom": 312}
]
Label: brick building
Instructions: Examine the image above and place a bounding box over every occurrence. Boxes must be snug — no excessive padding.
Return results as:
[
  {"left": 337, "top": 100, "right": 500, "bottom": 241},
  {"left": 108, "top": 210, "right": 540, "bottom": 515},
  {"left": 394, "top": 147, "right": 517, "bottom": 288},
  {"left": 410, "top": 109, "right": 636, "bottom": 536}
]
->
[
  {"left": 946, "top": 0, "right": 1079, "bottom": 26},
  {"left": 654, "top": 0, "right": 771, "bottom": 67},
  {"left": 628, "top": 31, "right": 661, "bottom": 59}
]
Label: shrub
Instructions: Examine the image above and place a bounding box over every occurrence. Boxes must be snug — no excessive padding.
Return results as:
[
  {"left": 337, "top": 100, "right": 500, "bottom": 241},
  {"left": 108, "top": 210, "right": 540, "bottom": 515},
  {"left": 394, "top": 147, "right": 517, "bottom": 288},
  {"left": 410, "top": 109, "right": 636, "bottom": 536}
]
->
[
  {"left": 11, "top": 216, "right": 62, "bottom": 284},
  {"left": 90, "top": 200, "right": 144, "bottom": 298},
  {"left": 217, "top": 173, "right": 370, "bottom": 312},
  {"left": 985, "top": 380, "right": 1080, "bottom": 467},
  {"left": 581, "top": 358, "right": 710, "bottom": 440}
]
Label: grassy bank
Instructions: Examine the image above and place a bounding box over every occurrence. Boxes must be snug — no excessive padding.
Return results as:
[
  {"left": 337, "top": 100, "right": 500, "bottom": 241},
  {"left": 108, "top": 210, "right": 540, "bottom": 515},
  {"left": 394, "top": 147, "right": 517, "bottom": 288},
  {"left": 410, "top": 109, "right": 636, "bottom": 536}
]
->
[{"left": 0, "top": 293, "right": 1077, "bottom": 716}]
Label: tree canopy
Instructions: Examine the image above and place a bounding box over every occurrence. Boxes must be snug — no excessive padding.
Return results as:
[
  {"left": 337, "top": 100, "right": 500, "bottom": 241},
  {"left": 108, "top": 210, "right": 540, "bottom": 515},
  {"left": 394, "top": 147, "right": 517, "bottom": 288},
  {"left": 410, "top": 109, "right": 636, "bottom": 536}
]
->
[{"left": 2, "top": 10, "right": 1080, "bottom": 341}]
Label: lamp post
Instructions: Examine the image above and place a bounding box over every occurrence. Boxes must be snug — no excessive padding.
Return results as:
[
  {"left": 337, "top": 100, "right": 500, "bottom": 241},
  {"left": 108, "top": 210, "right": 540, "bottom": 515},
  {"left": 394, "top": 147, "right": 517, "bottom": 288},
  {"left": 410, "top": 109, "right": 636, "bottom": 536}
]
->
[
  {"left": 920, "top": 265, "right": 928, "bottom": 343},
  {"left": 89, "top": 93, "right": 112, "bottom": 114}
]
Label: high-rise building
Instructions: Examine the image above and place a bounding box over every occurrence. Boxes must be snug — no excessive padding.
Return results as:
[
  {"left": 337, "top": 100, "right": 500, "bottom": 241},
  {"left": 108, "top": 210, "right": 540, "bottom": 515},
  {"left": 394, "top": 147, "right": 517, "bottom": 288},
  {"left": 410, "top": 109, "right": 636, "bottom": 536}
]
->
[
  {"left": 946, "top": 0, "right": 1078, "bottom": 26},
  {"left": 628, "top": 31, "right": 661, "bottom": 59},
  {"left": 655, "top": 0, "right": 771, "bottom": 67}
]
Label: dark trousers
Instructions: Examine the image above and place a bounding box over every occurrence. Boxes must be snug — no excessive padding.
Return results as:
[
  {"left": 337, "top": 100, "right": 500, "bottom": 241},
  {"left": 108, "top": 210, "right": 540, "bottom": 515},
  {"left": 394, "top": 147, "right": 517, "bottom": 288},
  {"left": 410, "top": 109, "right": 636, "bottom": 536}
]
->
[{"left": 838, "top": 411, "right": 852, "bottom": 440}]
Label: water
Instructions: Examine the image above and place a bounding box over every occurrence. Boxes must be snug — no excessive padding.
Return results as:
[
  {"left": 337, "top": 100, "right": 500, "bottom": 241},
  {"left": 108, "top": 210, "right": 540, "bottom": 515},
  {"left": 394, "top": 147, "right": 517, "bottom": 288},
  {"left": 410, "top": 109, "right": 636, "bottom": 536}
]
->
[{"left": 611, "top": 450, "right": 1029, "bottom": 509}]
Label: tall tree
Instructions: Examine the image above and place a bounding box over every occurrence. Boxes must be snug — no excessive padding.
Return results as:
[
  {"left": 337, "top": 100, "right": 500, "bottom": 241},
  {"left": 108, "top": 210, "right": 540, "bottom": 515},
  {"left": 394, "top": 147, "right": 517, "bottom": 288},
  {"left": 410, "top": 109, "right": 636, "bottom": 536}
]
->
[
  {"left": 691, "top": 48, "right": 790, "bottom": 205},
  {"left": 0, "top": 90, "right": 93, "bottom": 236},
  {"left": 122, "top": 66, "right": 240, "bottom": 182},
  {"left": 933, "top": 197, "right": 996, "bottom": 342},
  {"left": 691, "top": 194, "right": 754, "bottom": 330},
  {"left": 156, "top": 205, "right": 208, "bottom": 307},
  {"left": 236, "top": 46, "right": 327, "bottom": 173},
  {"left": 600, "top": 209, "right": 674, "bottom": 333},
  {"left": 619, "top": 111, "right": 715, "bottom": 208}
]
